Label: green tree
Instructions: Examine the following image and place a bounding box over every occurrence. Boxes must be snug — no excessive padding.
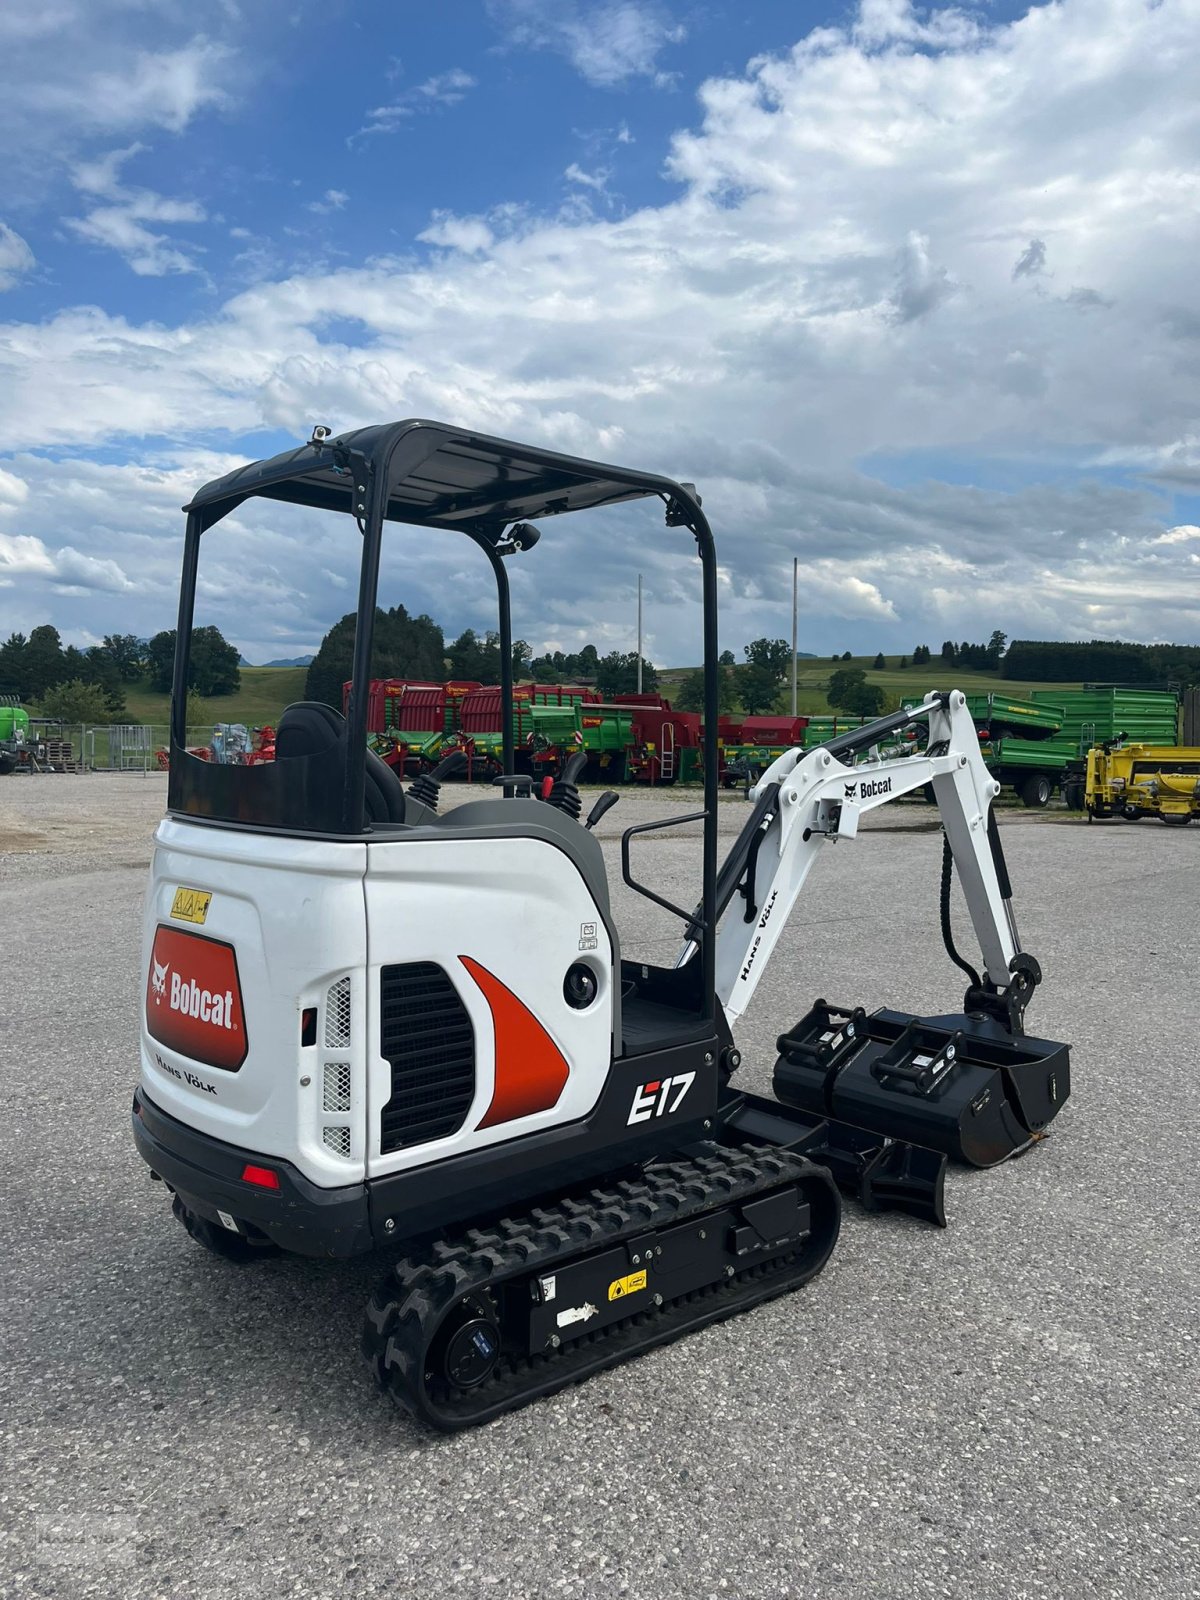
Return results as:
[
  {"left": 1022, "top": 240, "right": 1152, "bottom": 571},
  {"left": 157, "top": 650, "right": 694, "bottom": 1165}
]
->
[
  {"left": 738, "top": 638, "right": 790, "bottom": 715},
  {"left": 40, "top": 679, "right": 111, "bottom": 725},
  {"left": 102, "top": 634, "right": 147, "bottom": 681},
  {"left": 191, "top": 626, "right": 241, "bottom": 695},
  {"left": 0, "top": 632, "right": 29, "bottom": 696},
  {"left": 82, "top": 645, "right": 128, "bottom": 718},
  {"left": 718, "top": 649, "right": 736, "bottom": 667},
  {"left": 511, "top": 639, "right": 533, "bottom": 679},
  {"left": 873, "top": 652, "right": 886, "bottom": 670},
  {"left": 827, "top": 666, "right": 866, "bottom": 709},
  {"left": 447, "top": 628, "right": 493, "bottom": 681},
  {"left": 940, "top": 640, "right": 956, "bottom": 663},
  {"left": 843, "top": 681, "right": 886, "bottom": 717},
  {"left": 147, "top": 626, "right": 240, "bottom": 696},
  {"left": 25, "top": 625, "right": 66, "bottom": 698},
  {"left": 986, "top": 630, "right": 1008, "bottom": 666},
  {"left": 306, "top": 606, "right": 446, "bottom": 707},
  {"left": 898, "top": 655, "right": 908, "bottom": 669},
  {"left": 737, "top": 664, "right": 780, "bottom": 714},
  {"left": 146, "top": 630, "right": 176, "bottom": 693},
  {"left": 595, "top": 651, "right": 659, "bottom": 697},
  {"left": 675, "top": 666, "right": 736, "bottom": 715},
  {"left": 744, "top": 637, "right": 791, "bottom": 678},
  {"left": 841, "top": 650, "right": 853, "bottom": 661}
]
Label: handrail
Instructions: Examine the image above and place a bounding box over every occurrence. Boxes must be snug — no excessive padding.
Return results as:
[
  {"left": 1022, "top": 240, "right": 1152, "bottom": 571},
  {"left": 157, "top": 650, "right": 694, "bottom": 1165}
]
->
[{"left": 621, "top": 811, "right": 709, "bottom": 928}]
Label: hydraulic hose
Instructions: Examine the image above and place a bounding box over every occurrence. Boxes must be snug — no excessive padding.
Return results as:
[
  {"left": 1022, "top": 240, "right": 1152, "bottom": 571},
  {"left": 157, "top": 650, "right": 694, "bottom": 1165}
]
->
[{"left": 939, "top": 830, "right": 982, "bottom": 990}]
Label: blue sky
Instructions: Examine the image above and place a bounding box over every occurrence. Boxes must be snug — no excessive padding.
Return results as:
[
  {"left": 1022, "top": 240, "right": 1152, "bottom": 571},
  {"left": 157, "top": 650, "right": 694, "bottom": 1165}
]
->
[{"left": 1, "top": 0, "right": 1198, "bottom": 665}]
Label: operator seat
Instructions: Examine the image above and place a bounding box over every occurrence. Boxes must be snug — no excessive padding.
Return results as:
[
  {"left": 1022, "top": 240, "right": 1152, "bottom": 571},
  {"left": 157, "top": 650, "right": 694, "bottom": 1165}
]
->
[{"left": 275, "top": 702, "right": 406, "bottom": 826}]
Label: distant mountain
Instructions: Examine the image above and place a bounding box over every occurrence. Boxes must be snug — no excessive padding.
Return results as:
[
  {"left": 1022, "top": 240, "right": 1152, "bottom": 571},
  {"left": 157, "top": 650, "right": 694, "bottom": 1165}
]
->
[{"left": 261, "top": 655, "right": 315, "bottom": 668}]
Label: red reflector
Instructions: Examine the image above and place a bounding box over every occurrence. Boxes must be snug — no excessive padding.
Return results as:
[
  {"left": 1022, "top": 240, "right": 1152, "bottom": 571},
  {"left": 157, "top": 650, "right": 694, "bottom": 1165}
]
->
[{"left": 241, "top": 1164, "right": 280, "bottom": 1190}]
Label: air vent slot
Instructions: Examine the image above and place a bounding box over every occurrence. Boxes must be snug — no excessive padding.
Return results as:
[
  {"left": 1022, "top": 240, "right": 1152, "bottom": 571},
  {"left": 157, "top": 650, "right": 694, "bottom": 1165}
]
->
[
  {"left": 322, "top": 1125, "right": 351, "bottom": 1158},
  {"left": 379, "top": 962, "right": 475, "bottom": 1153},
  {"left": 322, "top": 1061, "right": 351, "bottom": 1113},
  {"left": 324, "top": 976, "right": 351, "bottom": 1049}
]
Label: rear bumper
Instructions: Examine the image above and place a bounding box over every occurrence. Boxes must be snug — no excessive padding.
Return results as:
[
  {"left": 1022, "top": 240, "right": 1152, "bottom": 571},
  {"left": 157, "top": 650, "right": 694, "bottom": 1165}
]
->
[{"left": 132, "top": 1089, "right": 373, "bottom": 1258}]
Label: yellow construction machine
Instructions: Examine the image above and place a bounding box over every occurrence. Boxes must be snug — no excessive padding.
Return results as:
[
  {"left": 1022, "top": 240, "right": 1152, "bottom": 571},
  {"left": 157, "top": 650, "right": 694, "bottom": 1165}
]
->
[{"left": 1085, "top": 740, "right": 1200, "bottom": 826}]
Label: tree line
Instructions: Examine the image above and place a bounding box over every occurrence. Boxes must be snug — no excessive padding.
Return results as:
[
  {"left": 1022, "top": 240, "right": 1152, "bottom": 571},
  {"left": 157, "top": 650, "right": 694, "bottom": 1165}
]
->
[
  {"left": 0, "top": 625, "right": 240, "bottom": 725},
  {"left": 1002, "top": 638, "right": 1200, "bottom": 689},
  {"left": 304, "top": 606, "right": 663, "bottom": 706}
]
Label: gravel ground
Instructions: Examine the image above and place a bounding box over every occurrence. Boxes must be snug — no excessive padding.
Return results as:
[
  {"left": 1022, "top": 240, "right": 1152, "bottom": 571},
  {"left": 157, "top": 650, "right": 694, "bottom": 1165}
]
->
[{"left": 0, "top": 773, "right": 1196, "bottom": 1600}]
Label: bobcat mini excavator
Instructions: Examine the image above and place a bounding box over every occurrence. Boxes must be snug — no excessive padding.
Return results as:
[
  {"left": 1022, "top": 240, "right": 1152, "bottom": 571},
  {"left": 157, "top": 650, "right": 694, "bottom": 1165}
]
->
[{"left": 133, "top": 419, "right": 1070, "bottom": 1430}]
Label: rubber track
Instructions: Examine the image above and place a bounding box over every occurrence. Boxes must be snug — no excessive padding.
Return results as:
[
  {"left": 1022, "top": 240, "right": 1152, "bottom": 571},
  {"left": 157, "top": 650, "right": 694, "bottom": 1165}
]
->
[{"left": 362, "top": 1142, "right": 840, "bottom": 1430}]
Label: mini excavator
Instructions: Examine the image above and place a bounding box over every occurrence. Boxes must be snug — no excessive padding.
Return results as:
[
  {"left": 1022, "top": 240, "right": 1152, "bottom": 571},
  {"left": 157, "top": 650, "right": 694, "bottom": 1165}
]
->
[{"left": 132, "top": 420, "right": 1070, "bottom": 1429}]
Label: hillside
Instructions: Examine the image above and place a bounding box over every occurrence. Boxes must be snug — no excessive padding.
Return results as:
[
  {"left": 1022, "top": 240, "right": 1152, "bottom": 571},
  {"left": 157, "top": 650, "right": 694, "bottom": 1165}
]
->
[
  {"left": 658, "top": 656, "right": 1086, "bottom": 713},
  {"left": 108, "top": 657, "right": 1090, "bottom": 733},
  {"left": 120, "top": 666, "right": 309, "bottom": 730}
]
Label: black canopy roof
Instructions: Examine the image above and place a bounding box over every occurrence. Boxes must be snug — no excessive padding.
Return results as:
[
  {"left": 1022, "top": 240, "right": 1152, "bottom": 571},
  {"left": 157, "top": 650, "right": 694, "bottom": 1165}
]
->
[{"left": 185, "top": 419, "right": 696, "bottom": 533}]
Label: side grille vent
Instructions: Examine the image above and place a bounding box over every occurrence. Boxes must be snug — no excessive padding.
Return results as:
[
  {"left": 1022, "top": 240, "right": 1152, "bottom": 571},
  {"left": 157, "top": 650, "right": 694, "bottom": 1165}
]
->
[
  {"left": 380, "top": 962, "right": 475, "bottom": 1153},
  {"left": 324, "top": 976, "right": 351, "bottom": 1049},
  {"left": 322, "top": 1125, "right": 351, "bottom": 1158},
  {"left": 322, "top": 1061, "right": 351, "bottom": 1113}
]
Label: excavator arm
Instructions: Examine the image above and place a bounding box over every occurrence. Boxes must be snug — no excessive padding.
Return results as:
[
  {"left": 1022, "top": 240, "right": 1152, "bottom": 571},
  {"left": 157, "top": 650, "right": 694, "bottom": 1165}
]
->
[
  {"left": 708, "top": 691, "right": 1021, "bottom": 1022},
  {"left": 689, "top": 691, "right": 1069, "bottom": 1172}
]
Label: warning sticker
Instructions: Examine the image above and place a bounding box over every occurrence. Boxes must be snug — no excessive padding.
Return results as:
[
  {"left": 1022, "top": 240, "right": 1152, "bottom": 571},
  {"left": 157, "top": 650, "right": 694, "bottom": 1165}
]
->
[
  {"left": 171, "top": 887, "right": 212, "bottom": 925},
  {"left": 608, "top": 1269, "right": 647, "bottom": 1302}
]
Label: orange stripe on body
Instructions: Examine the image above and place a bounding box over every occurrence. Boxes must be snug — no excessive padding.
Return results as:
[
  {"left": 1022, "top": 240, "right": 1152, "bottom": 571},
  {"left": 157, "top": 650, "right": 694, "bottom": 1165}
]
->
[{"left": 460, "top": 955, "right": 570, "bottom": 1129}]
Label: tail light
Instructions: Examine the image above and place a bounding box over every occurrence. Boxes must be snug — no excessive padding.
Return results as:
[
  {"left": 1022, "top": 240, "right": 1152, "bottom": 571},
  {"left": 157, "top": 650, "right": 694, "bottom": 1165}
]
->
[{"left": 241, "top": 1163, "right": 280, "bottom": 1190}]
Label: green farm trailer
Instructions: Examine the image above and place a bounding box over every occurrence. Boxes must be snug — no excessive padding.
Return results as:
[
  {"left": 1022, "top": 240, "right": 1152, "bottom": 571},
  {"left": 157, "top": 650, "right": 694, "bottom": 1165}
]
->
[{"left": 981, "top": 688, "right": 1179, "bottom": 807}]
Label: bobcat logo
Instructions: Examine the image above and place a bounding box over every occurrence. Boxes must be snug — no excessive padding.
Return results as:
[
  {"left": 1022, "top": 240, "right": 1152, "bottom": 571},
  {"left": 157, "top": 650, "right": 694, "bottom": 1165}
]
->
[{"left": 152, "top": 959, "right": 169, "bottom": 1005}]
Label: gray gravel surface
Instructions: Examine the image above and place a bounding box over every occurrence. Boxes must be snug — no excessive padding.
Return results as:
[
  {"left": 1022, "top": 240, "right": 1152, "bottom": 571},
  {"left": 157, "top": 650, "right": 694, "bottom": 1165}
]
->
[{"left": 0, "top": 774, "right": 1197, "bottom": 1599}]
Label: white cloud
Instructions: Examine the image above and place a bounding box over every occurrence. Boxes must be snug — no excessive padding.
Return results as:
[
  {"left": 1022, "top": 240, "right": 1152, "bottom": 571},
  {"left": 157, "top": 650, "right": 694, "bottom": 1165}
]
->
[
  {"left": 0, "top": 467, "right": 29, "bottom": 506},
  {"left": 354, "top": 68, "right": 476, "bottom": 141},
  {"left": 0, "top": 532, "right": 56, "bottom": 577},
  {"left": 564, "top": 163, "right": 612, "bottom": 194},
  {"left": 418, "top": 213, "right": 496, "bottom": 254},
  {"left": 307, "top": 189, "right": 350, "bottom": 215},
  {"left": 0, "top": 7, "right": 243, "bottom": 201},
  {"left": 855, "top": 0, "right": 980, "bottom": 49},
  {"left": 890, "top": 231, "right": 956, "bottom": 323},
  {"left": 45, "top": 38, "right": 232, "bottom": 135},
  {"left": 65, "top": 146, "right": 207, "bottom": 276},
  {"left": 3, "top": 0, "right": 1200, "bottom": 657},
  {"left": 0, "top": 224, "right": 35, "bottom": 291},
  {"left": 52, "top": 546, "right": 135, "bottom": 592},
  {"left": 0, "top": 524, "right": 133, "bottom": 594},
  {"left": 489, "top": 1, "right": 686, "bottom": 87}
]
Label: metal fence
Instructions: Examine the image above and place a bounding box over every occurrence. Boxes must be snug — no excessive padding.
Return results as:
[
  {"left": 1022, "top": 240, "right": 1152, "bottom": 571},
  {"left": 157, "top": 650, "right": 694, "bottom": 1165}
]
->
[{"left": 9, "top": 725, "right": 224, "bottom": 774}]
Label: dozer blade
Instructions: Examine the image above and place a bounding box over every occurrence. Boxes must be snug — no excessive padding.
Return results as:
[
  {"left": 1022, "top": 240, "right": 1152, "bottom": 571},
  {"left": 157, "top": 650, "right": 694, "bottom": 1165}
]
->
[{"left": 773, "top": 1001, "right": 1070, "bottom": 1169}]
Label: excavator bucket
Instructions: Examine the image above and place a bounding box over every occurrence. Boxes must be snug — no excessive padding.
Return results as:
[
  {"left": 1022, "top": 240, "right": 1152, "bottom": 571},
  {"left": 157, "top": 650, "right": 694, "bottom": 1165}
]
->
[{"left": 773, "top": 1001, "right": 1070, "bottom": 1168}]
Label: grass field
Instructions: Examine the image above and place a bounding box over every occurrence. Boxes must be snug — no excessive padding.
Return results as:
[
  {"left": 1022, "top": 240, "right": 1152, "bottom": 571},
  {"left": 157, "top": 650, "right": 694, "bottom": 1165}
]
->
[
  {"left": 109, "top": 657, "right": 1083, "bottom": 731},
  {"left": 118, "top": 666, "right": 309, "bottom": 730},
  {"left": 658, "top": 655, "right": 1085, "bottom": 715}
]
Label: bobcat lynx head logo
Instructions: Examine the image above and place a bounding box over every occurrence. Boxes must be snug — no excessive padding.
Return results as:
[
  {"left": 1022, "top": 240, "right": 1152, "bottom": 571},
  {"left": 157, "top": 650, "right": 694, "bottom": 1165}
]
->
[{"left": 152, "top": 959, "right": 169, "bottom": 1003}]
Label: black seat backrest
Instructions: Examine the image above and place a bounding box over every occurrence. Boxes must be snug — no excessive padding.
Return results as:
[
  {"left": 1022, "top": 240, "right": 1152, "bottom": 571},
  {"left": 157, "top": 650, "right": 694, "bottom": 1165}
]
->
[{"left": 276, "top": 702, "right": 406, "bottom": 826}]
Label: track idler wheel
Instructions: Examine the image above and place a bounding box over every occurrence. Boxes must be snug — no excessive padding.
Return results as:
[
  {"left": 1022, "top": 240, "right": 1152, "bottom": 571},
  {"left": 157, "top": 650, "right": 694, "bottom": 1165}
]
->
[{"left": 434, "top": 1295, "right": 501, "bottom": 1390}]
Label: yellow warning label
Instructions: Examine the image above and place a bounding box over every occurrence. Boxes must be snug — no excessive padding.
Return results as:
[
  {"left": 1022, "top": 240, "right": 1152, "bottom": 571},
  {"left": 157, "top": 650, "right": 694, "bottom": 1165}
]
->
[
  {"left": 608, "top": 1270, "right": 647, "bottom": 1302},
  {"left": 170, "top": 887, "right": 212, "bottom": 925}
]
